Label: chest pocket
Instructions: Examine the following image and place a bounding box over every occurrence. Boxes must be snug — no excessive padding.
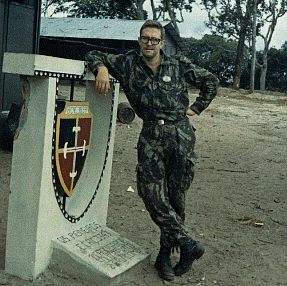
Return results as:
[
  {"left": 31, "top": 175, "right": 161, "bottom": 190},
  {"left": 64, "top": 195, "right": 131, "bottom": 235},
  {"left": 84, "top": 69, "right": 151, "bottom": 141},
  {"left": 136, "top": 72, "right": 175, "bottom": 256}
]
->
[
  {"left": 131, "top": 73, "right": 152, "bottom": 107},
  {"left": 132, "top": 71, "right": 148, "bottom": 86},
  {"left": 155, "top": 77, "right": 184, "bottom": 110}
]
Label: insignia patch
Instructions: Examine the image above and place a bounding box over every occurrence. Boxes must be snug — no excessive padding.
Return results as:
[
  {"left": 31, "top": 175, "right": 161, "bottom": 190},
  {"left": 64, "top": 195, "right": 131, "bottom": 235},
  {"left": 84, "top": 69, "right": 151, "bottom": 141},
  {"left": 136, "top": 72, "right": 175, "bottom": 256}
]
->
[
  {"left": 162, "top": 75, "right": 171, "bottom": 82},
  {"left": 54, "top": 102, "right": 93, "bottom": 197}
]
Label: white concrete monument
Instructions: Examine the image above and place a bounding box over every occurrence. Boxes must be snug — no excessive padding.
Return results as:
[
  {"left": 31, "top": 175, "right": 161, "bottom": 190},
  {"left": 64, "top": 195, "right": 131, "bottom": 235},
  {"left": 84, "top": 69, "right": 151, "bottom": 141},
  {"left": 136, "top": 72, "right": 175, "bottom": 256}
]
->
[{"left": 2, "top": 53, "right": 149, "bottom": 284}]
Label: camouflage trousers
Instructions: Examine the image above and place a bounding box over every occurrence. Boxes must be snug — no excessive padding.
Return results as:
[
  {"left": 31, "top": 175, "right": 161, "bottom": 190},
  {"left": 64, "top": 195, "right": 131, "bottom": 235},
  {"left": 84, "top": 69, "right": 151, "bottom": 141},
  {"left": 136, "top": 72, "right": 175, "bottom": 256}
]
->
[{"left": 136, "top": 118, "right": 196, "bottom": 248}]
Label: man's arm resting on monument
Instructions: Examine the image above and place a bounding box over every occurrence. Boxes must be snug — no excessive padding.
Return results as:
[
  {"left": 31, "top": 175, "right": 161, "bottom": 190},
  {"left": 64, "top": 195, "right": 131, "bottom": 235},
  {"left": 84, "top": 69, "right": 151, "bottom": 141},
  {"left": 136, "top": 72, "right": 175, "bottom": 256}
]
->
[{"left": 85, "top": 50, "right": 129, "bottom": 84}]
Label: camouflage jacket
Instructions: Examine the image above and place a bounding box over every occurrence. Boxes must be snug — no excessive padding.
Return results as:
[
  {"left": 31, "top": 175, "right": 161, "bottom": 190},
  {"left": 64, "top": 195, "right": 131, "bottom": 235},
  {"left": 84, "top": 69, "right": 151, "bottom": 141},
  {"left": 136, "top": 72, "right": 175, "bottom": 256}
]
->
[{"left": 85, "top": 50, "right": 219, "bottom": 122}]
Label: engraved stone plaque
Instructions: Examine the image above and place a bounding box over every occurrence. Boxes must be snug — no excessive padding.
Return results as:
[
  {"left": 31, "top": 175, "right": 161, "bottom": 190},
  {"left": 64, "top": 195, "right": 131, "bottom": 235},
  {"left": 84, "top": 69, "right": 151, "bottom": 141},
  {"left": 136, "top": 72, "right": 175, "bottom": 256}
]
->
[{"left": 51, "top": 222, "right": 150, "bottom": 285}]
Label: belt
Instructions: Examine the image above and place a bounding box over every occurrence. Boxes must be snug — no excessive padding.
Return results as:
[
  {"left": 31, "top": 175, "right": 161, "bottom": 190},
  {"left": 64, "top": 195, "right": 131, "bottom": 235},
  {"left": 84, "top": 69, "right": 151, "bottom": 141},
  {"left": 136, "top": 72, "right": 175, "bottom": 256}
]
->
[
  {"left": 144, "top": 118, "right": 186, "bottom": 126},
  {"left": 156, "top": 119, "right": 172, "bottom": 125}
]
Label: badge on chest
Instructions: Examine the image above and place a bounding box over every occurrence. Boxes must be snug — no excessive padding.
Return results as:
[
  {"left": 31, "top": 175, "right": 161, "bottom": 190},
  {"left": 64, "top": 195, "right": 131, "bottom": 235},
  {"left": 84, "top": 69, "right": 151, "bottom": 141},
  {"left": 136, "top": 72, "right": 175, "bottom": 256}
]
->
[{"left": 162, "top": 75, "right": 171, "bottom": 83}]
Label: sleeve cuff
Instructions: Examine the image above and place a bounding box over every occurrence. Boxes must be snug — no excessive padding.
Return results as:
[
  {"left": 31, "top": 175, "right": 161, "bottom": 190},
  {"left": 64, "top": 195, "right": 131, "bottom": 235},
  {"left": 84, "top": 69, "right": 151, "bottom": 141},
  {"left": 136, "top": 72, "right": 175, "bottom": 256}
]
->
[
  {"left": 190, "top": 102, "right": 205, "bottom": 115},
  {"left": 91, "top": 63, "right": 105, "bottom": 75}
]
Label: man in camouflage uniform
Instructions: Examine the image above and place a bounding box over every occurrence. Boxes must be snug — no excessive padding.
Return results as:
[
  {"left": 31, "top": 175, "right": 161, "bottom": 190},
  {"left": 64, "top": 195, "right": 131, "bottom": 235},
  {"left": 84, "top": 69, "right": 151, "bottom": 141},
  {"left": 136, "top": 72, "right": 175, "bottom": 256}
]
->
[{"left": 86, "top": 20, "right": 218, "bottom": 281}]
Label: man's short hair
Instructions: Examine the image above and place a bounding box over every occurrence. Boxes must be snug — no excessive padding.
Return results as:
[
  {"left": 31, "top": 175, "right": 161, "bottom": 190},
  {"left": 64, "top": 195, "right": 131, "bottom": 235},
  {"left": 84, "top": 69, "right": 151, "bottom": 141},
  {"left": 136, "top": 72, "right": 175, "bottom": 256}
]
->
[{"left": 140, "top": 20, "right": 165, "bottom": 40}]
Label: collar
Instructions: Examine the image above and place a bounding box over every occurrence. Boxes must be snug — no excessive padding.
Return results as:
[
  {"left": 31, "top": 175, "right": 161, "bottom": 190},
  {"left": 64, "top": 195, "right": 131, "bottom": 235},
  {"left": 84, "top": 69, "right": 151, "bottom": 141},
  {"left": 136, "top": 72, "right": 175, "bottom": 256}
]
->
[{"left": 137, "top": 49, "right": 173, "bottom": 67}]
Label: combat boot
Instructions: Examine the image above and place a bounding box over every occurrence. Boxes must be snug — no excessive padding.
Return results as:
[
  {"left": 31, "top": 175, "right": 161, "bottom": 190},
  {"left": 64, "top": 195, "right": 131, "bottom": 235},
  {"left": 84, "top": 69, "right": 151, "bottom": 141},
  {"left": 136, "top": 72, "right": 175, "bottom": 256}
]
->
[
  {"left": 154, "top": 246, "right": 175, "bottom": 281},
  {"left": 173, "top": 241, "right": 205, "bottom": 276}
]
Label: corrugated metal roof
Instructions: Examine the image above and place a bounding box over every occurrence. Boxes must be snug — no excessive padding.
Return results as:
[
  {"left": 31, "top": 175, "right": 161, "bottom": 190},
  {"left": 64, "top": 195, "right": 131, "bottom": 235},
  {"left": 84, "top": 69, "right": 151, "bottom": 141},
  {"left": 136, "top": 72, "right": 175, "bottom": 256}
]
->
[{"left": 41, "top": 17, "right": 170, "bottom": 41}]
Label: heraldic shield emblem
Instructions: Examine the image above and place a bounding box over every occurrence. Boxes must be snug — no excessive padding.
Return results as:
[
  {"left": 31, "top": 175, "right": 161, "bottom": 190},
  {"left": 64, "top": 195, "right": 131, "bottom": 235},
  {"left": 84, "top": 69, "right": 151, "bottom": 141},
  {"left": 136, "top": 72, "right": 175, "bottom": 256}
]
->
[{"left": 54, "top": 101, "right": 93, "bottom": 197}]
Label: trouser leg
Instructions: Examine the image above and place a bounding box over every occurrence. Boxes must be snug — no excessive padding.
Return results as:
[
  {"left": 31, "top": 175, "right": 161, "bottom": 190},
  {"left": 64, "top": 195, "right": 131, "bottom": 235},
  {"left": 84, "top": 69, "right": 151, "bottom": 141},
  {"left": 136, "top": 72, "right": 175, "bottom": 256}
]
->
[
  {"left": 159, "top": 153, "right": 195, "bottom": 247},
  {"left": 166, "top": 154, "right": 195, "bottom": 222},
  {"left": 137, "top": 144, "right": 193, "bottom": 248}
]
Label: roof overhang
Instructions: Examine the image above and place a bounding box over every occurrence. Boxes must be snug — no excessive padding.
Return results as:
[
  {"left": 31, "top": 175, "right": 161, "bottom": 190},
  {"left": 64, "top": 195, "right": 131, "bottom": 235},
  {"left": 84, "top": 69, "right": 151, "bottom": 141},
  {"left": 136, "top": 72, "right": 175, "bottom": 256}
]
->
[{"left": 40, "top": 17, "right": 188, "bottom": 51}]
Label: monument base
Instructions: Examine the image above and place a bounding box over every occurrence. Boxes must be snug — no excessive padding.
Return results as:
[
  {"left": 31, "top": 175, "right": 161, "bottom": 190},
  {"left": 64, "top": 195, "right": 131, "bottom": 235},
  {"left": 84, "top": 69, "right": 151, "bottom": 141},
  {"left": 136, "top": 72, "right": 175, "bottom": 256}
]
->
[{"left": 50, "top": 222, "right": 150, "bottom": 286}]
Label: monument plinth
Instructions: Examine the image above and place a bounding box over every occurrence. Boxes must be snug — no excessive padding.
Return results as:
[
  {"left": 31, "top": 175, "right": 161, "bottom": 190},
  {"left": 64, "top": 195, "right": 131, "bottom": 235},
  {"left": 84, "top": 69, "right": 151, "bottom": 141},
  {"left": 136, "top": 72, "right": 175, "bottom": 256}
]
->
[
  {"left": 51, "top": 222, "right": 150, "bottom": 285},
  {"left": 2, "top": 53, "right": 149, "bottom": 283}
]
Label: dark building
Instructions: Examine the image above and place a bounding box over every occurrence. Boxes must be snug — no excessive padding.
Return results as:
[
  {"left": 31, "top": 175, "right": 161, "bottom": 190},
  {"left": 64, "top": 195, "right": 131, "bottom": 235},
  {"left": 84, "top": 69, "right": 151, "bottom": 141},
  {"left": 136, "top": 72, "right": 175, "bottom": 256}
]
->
[
  {"left": 0, "top": 0, "right": 41, "bottom": 111},
  {"left": 40, "top": 17, "right": 188, "bottom": 60}
]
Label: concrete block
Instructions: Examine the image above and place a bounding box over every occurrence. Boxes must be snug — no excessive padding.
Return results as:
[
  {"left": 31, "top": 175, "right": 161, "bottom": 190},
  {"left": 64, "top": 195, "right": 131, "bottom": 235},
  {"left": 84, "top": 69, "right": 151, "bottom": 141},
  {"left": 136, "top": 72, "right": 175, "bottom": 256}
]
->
[{"left": 51, "top": 222, "right": 150, "bottom": 286}]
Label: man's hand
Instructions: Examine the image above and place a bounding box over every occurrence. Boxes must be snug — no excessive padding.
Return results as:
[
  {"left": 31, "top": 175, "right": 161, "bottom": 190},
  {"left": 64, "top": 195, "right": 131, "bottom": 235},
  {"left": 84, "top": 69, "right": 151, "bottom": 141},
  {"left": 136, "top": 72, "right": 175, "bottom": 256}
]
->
[
  {"left": 95, "top": 66, "right": 110, "bottom": 96},
  {"left": 186, "top": 108, "right": 196, "bottom": 116}
]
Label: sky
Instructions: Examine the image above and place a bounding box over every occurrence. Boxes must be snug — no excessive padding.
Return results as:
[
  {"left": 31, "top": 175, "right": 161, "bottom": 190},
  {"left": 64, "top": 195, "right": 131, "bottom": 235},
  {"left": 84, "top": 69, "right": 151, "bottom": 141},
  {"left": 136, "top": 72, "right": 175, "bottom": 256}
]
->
[{"left": 144, "top": 1, "right": 287, "bottom": 50}]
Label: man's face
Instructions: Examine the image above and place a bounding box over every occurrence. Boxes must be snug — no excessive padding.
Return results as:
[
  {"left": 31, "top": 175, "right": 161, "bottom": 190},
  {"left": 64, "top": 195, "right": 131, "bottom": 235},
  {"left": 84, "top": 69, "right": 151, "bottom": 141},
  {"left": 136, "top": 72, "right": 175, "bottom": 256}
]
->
[{"left": 138, "top": 27, "right": 165, "bottom": 59}]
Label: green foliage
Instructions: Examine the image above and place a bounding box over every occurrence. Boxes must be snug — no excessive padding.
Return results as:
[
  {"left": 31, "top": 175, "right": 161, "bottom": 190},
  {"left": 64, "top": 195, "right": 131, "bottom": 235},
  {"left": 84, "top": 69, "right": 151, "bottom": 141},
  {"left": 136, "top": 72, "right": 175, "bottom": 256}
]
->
[
  {"left": 185, "top": 35, "right": 287, "bottom": 91},
  {"left": 44, "top": 0, "right": 196, "bottom": 21},
  {"left": 203, "top": 0, "right": 249, "bottom": 38},
  {"left": 202, "top": 0, "right": 268, "bottom": 41},
  {"left": 262, "top": 43, "right": 287, "bottom": 92},
  {"left": 51, "top": 0, "right": 145, "bottom": 19},
  {"left": 184, "top": 34, "right": 249, "bottom": 86},
  {"left": 160, "top": 0, "right": 195, "bottom": 12}
]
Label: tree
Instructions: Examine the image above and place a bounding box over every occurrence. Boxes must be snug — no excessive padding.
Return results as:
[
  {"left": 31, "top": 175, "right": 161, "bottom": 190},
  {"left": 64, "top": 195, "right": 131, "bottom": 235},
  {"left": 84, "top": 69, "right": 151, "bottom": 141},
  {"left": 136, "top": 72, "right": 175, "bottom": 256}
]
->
[
  {"left": 250, "top": 0, "right": 258, "bottom": 93},
  {"left": 256, "top": 0, "right": 287, "bottom": 90},
  {"left": 127, "top": 0, "right": 146, "bottom": 19},
  {"left": 42, "top": 0, "right": 63, "bottom": 16},
  {"left": 42, "top": 0, "right": 145, "bottom": 19},
  {"left": 202, "top": 0, "right": 254, "bottom": 90},
  {"left": 184, "top": 34, "right": 246, "bottom": 86},
  {"left": 259, "top": 43, "right": 287, "bottom": 92},
  {"left": 155, "top": 0, "right": 195, "bottom": 31}
]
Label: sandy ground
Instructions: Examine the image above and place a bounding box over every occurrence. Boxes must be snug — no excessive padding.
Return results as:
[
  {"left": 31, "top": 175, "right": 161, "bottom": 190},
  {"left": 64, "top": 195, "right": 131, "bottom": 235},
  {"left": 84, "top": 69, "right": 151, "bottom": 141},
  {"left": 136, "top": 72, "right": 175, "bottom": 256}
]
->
[{"left": 0, "top": 87, "right": 287, "bottom": 285}]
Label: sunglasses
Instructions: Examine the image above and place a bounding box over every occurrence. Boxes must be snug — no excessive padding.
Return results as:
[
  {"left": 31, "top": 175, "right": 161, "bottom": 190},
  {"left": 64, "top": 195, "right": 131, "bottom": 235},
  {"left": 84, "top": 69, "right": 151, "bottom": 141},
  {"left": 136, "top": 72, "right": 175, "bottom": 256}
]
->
[{"left": 140, "top": 36, "right": 162, "bottom": 45}]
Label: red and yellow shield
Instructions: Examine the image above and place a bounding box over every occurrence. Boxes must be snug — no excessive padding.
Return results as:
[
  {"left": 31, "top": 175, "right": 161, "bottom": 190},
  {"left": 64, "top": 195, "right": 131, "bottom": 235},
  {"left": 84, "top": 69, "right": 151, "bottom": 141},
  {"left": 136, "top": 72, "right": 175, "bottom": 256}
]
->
[{"left": 55, "top": 102, "right": 93, "bottom": 197}]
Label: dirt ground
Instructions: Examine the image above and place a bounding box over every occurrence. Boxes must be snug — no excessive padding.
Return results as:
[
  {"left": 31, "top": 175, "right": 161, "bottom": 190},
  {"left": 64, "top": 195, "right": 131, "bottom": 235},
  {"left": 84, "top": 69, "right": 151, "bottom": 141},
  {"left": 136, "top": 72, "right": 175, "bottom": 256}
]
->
[{"left": 0, "top": 87, "right": 286, "bottom": 285}]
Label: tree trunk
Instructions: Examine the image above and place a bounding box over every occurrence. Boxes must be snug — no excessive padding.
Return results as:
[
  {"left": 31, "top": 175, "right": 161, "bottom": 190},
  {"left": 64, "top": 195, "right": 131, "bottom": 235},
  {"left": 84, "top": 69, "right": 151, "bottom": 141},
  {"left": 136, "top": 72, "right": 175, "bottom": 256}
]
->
[
  {"left": 166, "top": 0, "right": 180, "bottom": 32},
  {"left": 260, "top": 48, "right": 268, "bottom": 90},
  {"left": 259, "top": 1, "right": 279, "bottom": 91},
  {"left": 150, "top": 0, "right": 157, "bottom": 20},
  {"left": 250, "top": 0, "right": 257, "bottom": 93},
  {"left": 232, "top": 31, "right": 246, "bottom": 90},
  {"left": 232, "top": 0, "right": 252, "bottom": 90},
  {"left": 131, "top": 0, "right": 145, "bottom": 20}
]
